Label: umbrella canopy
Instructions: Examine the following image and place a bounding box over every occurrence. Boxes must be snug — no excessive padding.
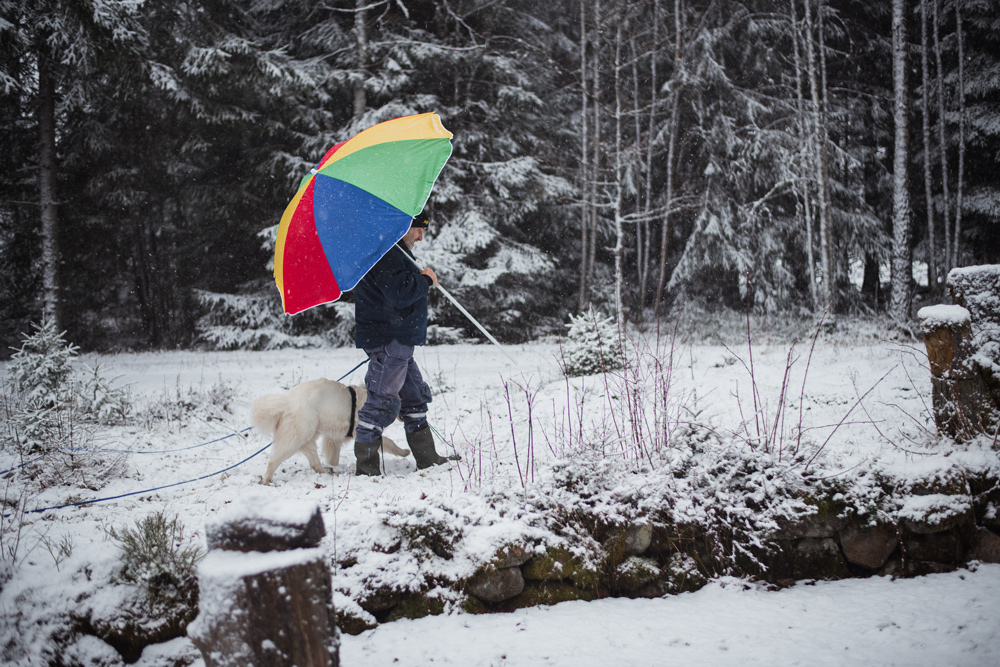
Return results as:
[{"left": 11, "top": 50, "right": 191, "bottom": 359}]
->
[{"left": 274, "top": 113, "right": 453, "bottom": 314}]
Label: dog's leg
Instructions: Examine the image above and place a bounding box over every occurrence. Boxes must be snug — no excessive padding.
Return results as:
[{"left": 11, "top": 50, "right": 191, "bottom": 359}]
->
[
  {"left": 261, "top": 415, "right": 309, "bottom": 485},
  {"left": 261, "top": 449, "right": 292, "bottom": 486},
  {"left": 301, "top": 440, "right": 327, "bottom": 475},
  {"left": 321, "top": 435, "right": 343, "bottom": 466}
]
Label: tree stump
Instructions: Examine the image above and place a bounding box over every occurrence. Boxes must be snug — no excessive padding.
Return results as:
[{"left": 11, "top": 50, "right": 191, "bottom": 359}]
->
[
  {"left": 188, "top": 500, "right": 339, "bottom": 667},
  {"left": 918, "top": 264, "right": 1000, "bottom": 442}
]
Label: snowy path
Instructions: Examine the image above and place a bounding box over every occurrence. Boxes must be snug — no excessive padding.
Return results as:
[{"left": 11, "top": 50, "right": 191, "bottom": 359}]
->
[{"left": 340, "top": 565, "right": 1000, "bottom": 667}]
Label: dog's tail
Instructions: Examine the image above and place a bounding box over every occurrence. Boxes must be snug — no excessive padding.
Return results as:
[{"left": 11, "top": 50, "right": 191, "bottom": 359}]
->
[{"left": 250, "top": 394, "right": 288, "bottom": 436}]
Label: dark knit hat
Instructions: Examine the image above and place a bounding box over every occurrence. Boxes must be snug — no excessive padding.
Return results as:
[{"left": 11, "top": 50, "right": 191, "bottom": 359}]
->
[{"left": 410, "top": 217, "right": 429, "bottom": 229}]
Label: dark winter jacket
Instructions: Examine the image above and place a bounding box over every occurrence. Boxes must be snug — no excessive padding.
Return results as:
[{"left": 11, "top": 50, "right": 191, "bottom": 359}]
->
[{"left": 354, "top": 242, "right": 433, "bottom": 348}]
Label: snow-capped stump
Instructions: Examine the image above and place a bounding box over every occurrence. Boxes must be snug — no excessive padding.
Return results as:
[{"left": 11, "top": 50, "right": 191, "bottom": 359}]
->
[
  {"left": 205, "top": 498, "right": 326, "bottom": 552},
  {"left": 919, "top": 269, "right": 1000, "bottom": 442},
  {"left": 188, "top": 499, "right": 339, "bottom": 667}
]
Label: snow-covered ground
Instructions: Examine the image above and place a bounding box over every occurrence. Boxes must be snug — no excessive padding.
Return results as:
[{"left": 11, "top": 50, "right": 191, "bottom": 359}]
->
[
  {"left": 2, "top": 331, "right": 1000, "bottom": 666},
  {"left": 342, "top": 565, "right": 1000, "bottom": 667}
]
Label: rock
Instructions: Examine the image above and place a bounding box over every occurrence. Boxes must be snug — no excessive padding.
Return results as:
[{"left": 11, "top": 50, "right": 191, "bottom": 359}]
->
[
  {"left": 897, "top": 493, "right": 973, "bottom": 534},
  {"left": 623, "top": 524, "right": 653, "bottom": 556},
  {"left": 385, "top": 592, "right": 447, "bottom": 622},
  {"left": 771, "top": 501, "right": 848, "bottom": 540},
  {"left": 614, "top": 557, "right": 661, "bottom": 592},
  {"left": 839, "top": 522, "right": 900, "bottom": 570},
  {"left": 767, "top": 537, "right": 850, "bottom": 581},
  {"left": 358, "top": 589, "right": 401, "bottom": 613},
  {"left": 335, "top": 607, "right": 377, "bottom": 636},
  {"left": 634, "top": 553, "right": 708, "bottom": 598},
  {"left": 903, "top": 531, "right": 964, "bottom": 564},
  {"left": 76, "top": 589, "right": 198, "bottom": 664},
  {"left": 521, "top": 545, "right": 599, "bottom": 589},
  {"left": 491, "top": 543, "right": 533, "bottom": 569},
  {"left": 967, "top": 528, "right": 1000, "bottom": 563},
  {"left": 507, "top": 581, "right": 596, "bottom": 609},
  {"left": 467, "top": 566, "right": 525, "bottom": 603}
]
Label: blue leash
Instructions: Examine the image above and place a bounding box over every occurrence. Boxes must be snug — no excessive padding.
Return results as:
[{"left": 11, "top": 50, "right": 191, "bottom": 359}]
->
[
  {"left": 336, "top": 357, "right": 369, "bottom": 382},
  {"left": 2, "top": 358, "right": 371, "bottom": 517},
  {"left": 4, "top": 441, "right": 272, "bottom": 518},
  {"left": 0, "top": 428, "right": 254, "bottom": 476}
]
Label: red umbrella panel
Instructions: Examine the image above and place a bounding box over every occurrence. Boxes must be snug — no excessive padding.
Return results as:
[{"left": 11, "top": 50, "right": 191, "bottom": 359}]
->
[{"left": 274, "top": 113, "right": 453, "bottom": 314}]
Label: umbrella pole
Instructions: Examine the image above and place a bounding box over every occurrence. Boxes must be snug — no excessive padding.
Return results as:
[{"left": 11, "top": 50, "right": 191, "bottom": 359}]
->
[{"left": 400, "top": 248, "right": 516, "bottom": 364}]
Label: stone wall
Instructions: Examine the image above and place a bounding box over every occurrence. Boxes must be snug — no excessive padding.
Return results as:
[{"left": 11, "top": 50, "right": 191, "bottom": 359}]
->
[{"left": 336, "top": 469, "right": 1000, "bottom": 634}]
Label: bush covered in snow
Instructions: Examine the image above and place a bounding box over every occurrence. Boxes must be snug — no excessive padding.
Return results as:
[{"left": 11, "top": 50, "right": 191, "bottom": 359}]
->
[
  {"left": 561, "top": 307, "right": 624, "bottom": 377},
  {"left": 3, "top": 322, "right": 131, "bottom": 456},
  {"left": 110, "top": 511, "right": 203, "bottom": 612}
]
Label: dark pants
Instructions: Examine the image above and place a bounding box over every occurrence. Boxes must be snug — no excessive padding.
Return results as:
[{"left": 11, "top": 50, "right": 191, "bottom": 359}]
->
[{"left": 355, "top": 339, "right": 432, "bottom": 443}]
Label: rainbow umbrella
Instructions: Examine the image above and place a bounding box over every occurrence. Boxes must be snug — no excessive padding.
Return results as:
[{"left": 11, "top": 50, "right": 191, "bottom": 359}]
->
[{"left": 273, "top": 113, "right": 453, "bottom": 314}]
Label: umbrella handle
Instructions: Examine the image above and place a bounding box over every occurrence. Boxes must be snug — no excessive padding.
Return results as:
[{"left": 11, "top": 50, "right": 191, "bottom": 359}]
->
[{"left": 399, "top": 248, "right": 516, "bottom": 365}]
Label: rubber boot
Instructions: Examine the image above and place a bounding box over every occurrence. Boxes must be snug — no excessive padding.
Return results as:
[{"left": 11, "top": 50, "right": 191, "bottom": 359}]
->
[
  {"left": 406, "top": 424, "right": 453, "bottom": 469},
  {"left": 355, "top": 438, "right": 382, "bottom": 476}
]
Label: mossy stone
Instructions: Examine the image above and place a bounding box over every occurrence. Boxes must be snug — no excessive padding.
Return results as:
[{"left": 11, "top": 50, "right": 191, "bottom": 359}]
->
[
  {"left": 384, "top": 592, "right": 447, "bottom": 622},
  {"left": 522, "top": 545, "right": 598, "bottom": 589}
]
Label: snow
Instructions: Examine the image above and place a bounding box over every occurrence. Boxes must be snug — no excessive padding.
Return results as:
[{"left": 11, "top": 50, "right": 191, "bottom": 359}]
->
[
  {"left": 917, "top": 304, "right": 971, "bottom": 327},
  {"left": 2, "top": 332, "right": 1000, "bottom": 666},
  {"left": 341, "top": 568, "right": 1000, "bottom": 667},
  {"left": 209, "top": 494, "right": 319, "bottom": 528}
]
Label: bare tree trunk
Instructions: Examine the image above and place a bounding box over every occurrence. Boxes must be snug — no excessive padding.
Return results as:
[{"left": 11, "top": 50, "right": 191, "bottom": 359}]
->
[
  {"left": 890, "top": 0, "right": 914, "bottom": 323},
  {"left": 953, "top": 0, "right": 966, "bottom": 268},
  {"left": 587, "top": 0, "right": 602, "bottom": 301},
  {"left": 37, "top": 38, "right": 60, "bottom": 329},
  {"left": 613, "top": 0, "right": 625, "bottom": 323},
  {"left": 352, "top": 0, "right": 368, "bottom": 119},
  {"left": 640, "top": 0, "right": 661, "bottom": 318},
  {"left": 804, "top": 0, "right": 834, "bottom": 311},
  {"left": 578, "top": 0, "right": 591, "bottom": 313},
  {"left": 791, "top": 0, "right": 818, "bottom": 309},
  {"left": 654, "top": 0, "right": 682, "bottom": 317},
  {"left": 631, "top": 30, "right": 647, "bottom": 317},
  {"left": 933, "top": 0, "right": 951, "bottom": 273},
  {"left": 921, "top": 0, "right": 938, "bottom": 294}
]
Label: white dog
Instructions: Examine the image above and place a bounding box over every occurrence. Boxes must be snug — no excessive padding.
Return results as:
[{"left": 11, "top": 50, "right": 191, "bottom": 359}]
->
[{"left": 250, "top": 378, "right": 409, "bottom": 485}]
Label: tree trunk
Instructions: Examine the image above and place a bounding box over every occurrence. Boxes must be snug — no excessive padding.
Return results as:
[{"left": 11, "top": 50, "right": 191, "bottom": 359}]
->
[
  {"left": 37, "top": 37, "right": 60, "bottom": 329},
  {"left": 631, "top": 30, "right": 647, "bottom": 318},
  {"left": 578, "top": 0, "right": 590, "bottom": 313},
  {"left": 654, "top": 0, "right": 682, "bottom": 318},
  {"left": 890, "top": 0, "right": 913, "bottom": 323},
  {"left": 613, "top": 0, "right": 625, "bottom": 324},
  {"left": 639, "top": 0, "right": 661, "bottom": 318},
  {"left": 790, "top": 0, "right": 818, "bottom": 309},
  {"left": 953, "top": 0, "right": 965, "bottom": 268},
  {"left": 920, "top": 0, "right": 938, "bottom": 295},
  {"left": 586, "top": 0, "right": 602, "bottom": 304},
  {"left": 804, "top": 0, "right": 834, "bottom": 312},
  {"left": 933, "top": 0, "right": 951, "bottom": 273},
  {"left": 352, "top": 0, "right": 368, "bottom": 120}
]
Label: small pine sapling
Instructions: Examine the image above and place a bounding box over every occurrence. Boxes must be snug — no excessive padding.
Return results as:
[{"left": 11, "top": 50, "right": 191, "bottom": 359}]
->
[{"left": 561, "top": 307, "right": 624, "bottom": 377}]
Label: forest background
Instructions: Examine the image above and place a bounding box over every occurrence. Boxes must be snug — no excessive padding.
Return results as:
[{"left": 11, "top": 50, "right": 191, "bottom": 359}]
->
[{"left": 1, "top": 0, "right": 997, "bottom": 354}]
